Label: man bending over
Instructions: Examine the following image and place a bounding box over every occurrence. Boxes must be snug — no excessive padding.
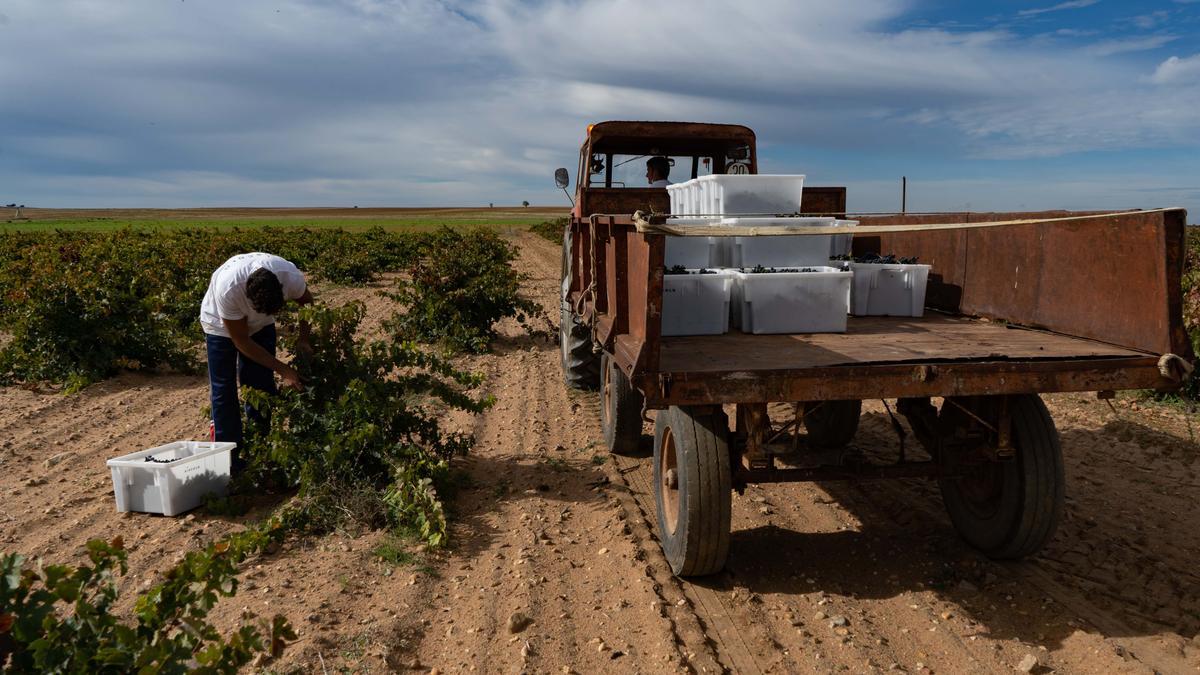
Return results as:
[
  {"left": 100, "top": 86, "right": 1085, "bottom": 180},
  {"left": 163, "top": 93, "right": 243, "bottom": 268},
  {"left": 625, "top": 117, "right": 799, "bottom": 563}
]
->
[{"left": 199, "top": 252, "right": 313, "bottom": 465}]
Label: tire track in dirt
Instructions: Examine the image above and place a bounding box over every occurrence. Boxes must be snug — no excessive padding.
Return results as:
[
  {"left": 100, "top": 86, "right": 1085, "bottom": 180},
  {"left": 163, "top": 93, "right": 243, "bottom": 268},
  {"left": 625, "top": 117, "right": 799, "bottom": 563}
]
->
[
  {"left": 510, "top": 230, "right": 730, "bottom": 671},
  {"left": 397, "top": 231, "right": 721, "bottom": 673}
]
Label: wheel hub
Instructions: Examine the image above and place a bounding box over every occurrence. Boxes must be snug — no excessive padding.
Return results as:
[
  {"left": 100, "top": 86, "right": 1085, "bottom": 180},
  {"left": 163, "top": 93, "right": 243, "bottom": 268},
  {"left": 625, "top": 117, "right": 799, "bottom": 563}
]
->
[
  {"left": 958, "top": 461, "right": 1005, "bottom": 519},
  {"left": 659, "top": 428, "right": 680, "bottom": 535}
]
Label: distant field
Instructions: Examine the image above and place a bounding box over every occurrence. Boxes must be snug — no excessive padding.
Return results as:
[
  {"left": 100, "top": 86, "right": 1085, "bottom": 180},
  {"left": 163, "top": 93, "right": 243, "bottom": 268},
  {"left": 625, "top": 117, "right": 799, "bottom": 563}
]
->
[{"left": 0, "top": 206, "right": 568, "bottom": 232}]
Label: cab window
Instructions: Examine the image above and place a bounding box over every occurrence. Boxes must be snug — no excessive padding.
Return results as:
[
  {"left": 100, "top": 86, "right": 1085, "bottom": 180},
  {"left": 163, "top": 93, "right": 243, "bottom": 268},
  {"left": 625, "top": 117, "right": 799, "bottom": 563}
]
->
[{"left": 589, "top": 154, "right": 715, "bottom": 187}]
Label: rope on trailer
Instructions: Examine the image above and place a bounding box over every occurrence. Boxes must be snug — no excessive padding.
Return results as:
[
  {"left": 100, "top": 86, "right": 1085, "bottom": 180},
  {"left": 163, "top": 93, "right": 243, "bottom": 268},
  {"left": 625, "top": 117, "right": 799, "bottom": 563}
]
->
[
  {"left": 1158, "top": 353, "right": 1195, "bottom": 381},
  {"left": 576, "top": 214, "right": 603, "bottom": 351},
  {"left": 630, "top": 206, "right": 1184, "bottom": 236}
]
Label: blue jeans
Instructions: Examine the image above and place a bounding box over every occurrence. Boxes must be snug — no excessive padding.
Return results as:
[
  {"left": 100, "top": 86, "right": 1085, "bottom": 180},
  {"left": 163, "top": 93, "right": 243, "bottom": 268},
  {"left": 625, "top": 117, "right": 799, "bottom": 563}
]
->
[{"left": 206, "top": 324, "right": 277, "bottom": 455}]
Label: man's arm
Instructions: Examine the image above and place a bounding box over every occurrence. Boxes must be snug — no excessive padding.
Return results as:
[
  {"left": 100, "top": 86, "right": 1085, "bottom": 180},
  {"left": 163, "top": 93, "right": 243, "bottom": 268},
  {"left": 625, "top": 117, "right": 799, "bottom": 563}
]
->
[{"left": 223, "top": 317, "right": 304, "bottom": 390}]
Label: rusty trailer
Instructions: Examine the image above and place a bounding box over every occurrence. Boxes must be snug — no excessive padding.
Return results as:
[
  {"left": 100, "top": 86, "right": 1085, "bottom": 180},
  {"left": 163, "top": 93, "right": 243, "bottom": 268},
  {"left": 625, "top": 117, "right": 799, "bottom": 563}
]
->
[{"left": 555, "top": 121, "right": 1193, "bottom": 577}]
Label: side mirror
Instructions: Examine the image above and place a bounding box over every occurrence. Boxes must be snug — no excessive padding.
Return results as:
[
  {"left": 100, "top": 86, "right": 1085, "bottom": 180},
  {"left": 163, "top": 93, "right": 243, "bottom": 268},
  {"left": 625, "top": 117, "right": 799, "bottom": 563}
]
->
[{"left": 554, "top": 168, "right": 570, "bottom": 190}]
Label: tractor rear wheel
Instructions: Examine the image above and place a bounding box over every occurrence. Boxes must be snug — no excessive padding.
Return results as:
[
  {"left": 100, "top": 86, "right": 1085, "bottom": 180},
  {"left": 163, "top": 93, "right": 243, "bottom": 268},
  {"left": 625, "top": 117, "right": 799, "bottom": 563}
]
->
[{"left": 559, "top": 306, "right": 599, "bottom": 390}]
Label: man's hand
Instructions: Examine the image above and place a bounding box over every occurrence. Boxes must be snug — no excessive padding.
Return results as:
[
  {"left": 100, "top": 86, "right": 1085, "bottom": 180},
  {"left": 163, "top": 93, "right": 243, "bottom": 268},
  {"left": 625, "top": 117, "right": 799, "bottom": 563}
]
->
[
  {"left": 223, "top": 317, "right": 307, "bottom": 392},
  {"left": 279, "top": 364, "right": 305, "bottom": 391}
]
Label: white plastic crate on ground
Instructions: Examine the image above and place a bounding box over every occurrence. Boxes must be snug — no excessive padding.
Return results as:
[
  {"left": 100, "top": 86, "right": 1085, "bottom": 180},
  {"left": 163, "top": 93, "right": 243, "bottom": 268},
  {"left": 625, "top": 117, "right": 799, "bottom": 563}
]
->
[
  {"left": 849, "top": 263, "right": 931, "bottom": 317},
  {"left": 661, "top": 269, "right": 734, "bottom": 336},
  {"left": 734, "top": 267, "right": 852, "bottom": 334},
  {"left": 664, "top": 218, "right": 724, "bottom": 268},
  {"left": 107, "top": 441, "right": 234, "bottom": 516},
  {"left": 700, "top": 174, "right": 806, "bottom": 215},
  {"left": 723, "top": 217, "right": 859, "bottom": 268}
]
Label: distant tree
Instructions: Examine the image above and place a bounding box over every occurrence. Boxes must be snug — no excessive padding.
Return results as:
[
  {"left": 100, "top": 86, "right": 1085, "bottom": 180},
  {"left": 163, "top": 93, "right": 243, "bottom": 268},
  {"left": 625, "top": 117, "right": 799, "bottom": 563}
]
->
[
  {"left": 522, "top": 201, "right": 529, "bottom": 208},
  {"left": 489, "top": 203, "right": 493, "bottom": 208}
]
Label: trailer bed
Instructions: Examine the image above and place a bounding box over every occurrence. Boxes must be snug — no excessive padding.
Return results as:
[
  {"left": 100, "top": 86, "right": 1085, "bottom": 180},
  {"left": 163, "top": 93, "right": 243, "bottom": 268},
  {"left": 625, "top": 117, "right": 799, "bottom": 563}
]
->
[
  {"left": 633, "top": 314, "right": 1168, "bottom": 406},
  {"left": 659, "top": 315, "right": 1147, "bottom": 373}
]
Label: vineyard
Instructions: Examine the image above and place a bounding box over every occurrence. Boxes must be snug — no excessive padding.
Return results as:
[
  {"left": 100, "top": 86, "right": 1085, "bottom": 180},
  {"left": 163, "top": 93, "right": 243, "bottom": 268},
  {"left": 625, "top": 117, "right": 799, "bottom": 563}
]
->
[
  {"left": 1, "top": 216, "right": 1198, "bottom": 673},
  {"left": 0, "top": 222, "right": 542, "bottom": 670}
]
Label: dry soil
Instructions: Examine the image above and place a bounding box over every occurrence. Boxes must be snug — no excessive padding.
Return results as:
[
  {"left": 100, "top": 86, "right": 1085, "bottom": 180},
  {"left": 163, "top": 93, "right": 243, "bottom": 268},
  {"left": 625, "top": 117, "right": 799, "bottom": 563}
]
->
[{"left": 2, "top": 231, "right": 1199, "bottom": 674}]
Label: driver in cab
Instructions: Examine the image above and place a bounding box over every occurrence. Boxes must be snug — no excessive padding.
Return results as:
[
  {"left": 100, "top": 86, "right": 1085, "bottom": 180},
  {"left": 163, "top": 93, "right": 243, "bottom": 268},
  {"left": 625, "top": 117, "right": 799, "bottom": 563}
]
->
[{"left": 646, "top": 156, "right": 672, "bottom": 188}]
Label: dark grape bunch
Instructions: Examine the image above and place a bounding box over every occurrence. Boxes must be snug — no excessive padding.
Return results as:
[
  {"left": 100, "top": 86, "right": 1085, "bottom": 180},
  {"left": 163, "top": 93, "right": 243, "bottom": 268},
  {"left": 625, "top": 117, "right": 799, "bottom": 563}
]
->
[
  {"left": 143, "top": 454, "right": 178, "bottom": 464},
  {"left": 745, "top": 265, "right": 824, "bottom": 274},
  {"left": 850, "top": 252, "right": 919, "bottom": 264},
  {"left": 666, "top": 266, "right": 720, "bottom": 275}
]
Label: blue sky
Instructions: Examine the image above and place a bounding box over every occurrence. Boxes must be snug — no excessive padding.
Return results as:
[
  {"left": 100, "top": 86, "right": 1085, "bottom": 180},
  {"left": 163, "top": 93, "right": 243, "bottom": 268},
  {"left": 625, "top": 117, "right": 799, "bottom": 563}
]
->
[{"left": 1, "top": 0, "right": 1198, "bottom": 217}]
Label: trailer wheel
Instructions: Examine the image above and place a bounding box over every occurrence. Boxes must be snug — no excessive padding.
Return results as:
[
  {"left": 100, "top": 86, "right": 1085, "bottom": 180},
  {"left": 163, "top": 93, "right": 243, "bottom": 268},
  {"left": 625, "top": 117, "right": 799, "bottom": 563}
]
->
[
  {"left": 653, "top": 405, "right": 732, "bottom": 576},
  {"left": 559, "top": 306, "right": 599, "bottom": 390},
  {"left": 940, "top": 394, "right": 1064, "bottom": 559},
  {"left": 802, "top": 400, "right": 862, "bottom": 449},
  {"left": 600, "top": 353, "right": 645, "bottom": 455}
]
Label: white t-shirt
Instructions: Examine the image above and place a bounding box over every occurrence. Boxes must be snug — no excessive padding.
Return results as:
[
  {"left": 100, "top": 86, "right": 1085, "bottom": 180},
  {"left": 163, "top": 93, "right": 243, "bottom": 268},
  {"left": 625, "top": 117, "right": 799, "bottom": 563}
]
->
[
  {"left": 649, "top": 179, "right": 672, "bottom": 188},
  {"left": 199, "top": 253, "right": 307, "bottom": 337}
]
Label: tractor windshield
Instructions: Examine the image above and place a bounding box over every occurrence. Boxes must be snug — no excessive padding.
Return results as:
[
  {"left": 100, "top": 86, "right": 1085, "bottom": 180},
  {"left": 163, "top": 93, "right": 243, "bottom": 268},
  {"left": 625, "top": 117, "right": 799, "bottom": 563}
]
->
[{"left": 590, "top": 154, "right": 715, "bottom": 188}]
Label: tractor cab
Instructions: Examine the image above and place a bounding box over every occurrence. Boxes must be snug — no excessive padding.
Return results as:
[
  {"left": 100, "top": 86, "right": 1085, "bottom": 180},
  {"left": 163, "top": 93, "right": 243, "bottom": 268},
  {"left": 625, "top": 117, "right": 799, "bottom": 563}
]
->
[{"left": 556, "top": 121, "right": 758, "bottom": 220}]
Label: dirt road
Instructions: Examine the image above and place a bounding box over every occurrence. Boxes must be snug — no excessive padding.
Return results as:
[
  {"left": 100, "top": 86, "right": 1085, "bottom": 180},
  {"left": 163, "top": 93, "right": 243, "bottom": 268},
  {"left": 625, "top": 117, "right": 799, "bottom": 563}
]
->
[{"left": 2, "top": 231, "right": 1199, "bottom": 673}]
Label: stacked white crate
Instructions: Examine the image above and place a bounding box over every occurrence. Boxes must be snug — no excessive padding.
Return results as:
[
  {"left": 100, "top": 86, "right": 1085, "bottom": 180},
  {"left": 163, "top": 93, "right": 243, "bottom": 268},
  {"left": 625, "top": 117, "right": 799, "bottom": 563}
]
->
[
  {"left": 724, "top": 217, "right": 856, "bottom": 268},
  {"left": 849, "top": 262, "right": 931, "bottom": 317},
  {"left": 734, "top": 267, "right": 852, "bottom": 334},
  {"left": 663, "top": 217, "right": 722, "bottom": 268},
  {"left": 665, "top": 180, "right": 720, "bottom": 268},
  {"left": 662, "top": 173, "right": 889, "bottom": 335},
  {"left": 661, "top": 269, "right": 735, "bottom": 336}
]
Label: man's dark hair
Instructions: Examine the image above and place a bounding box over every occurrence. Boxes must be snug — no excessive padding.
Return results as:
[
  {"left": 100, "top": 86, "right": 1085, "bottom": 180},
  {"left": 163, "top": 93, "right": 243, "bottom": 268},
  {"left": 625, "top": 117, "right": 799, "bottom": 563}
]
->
[
  {"left": 647, "top": 156, "right": 670, "bottom": 179},
  {"left": 246, "top": 268, "right": 285, "bottom": 315}
]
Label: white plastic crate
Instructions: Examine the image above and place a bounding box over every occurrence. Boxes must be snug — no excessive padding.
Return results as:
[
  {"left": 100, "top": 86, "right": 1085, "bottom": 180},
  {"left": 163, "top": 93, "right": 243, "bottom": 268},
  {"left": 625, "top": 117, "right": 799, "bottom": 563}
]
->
[
  {"left": 701, "top": 174, "right": 806, "bottom": 215},
  {"left": 107, "top": 441, "right": 234, "bottom": 516},
  {"left": 734, "top": 267, "right": 852, "bottom": 334},
  {"left": 723, "top": 216, "right": 837, "bottom": 268},
  {"left": 666, "top": 182, "right": 702, "bottom": 215},
  {"left": 661, "top": 269, "right": 734, "bottom": 336},
  {"left": 664, "top": 217, "right": 730, "bottom": 267},
  {"left": 830, "top": 221, "right": 857, "bottom": 258},
  {"left": 849, "top": 263, "right": 931, "bottom": 317}
]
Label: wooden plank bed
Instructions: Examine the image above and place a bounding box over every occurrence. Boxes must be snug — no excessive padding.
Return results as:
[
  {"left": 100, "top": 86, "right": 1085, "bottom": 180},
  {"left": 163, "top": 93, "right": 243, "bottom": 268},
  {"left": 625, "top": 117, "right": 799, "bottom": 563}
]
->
[{"left": 659, "top": 315, "right": 1149, "bottom": 374}]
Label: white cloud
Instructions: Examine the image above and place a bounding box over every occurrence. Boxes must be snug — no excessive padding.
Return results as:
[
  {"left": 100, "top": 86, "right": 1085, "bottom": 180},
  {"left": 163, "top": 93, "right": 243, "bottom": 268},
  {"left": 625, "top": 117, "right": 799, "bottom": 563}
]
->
[
  {"left": 1152, "top": 54, "right": 1200, "bottom": 84},
  {"left": 1083, "top": 35, "right": 1178, "bottom": 57},
  {"left": 0, "top": 0, "right": 1197, "bottom": 212},
  {"left": 1017, "top": 0, "right": 1100, "bottom": 17},
  {"left": 1132, "top": 10, "right": 1170, "bottom": 29}
]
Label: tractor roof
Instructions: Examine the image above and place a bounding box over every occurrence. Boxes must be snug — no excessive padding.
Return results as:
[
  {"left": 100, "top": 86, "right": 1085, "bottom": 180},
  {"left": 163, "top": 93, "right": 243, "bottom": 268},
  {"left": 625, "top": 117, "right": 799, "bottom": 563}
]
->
[{"left": 584, "top": 121, "right": 755, "bottom": 156}]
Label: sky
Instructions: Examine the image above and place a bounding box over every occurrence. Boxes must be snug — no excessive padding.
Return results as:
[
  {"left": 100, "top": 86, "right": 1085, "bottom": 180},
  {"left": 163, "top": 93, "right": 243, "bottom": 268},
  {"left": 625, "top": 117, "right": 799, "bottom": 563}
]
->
[{"left": 1, "top": 0, "right": 1198, "bottom": 216}]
